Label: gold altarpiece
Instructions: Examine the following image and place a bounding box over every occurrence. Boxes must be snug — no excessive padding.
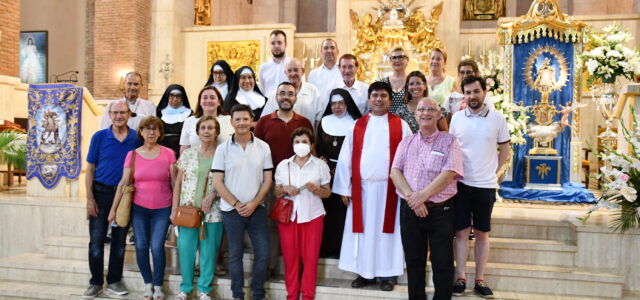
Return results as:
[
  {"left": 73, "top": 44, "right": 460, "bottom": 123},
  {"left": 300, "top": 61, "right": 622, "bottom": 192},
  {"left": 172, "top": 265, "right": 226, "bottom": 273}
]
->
[{"left": 349, "top": 1, "right": 444, "bottom": 82}]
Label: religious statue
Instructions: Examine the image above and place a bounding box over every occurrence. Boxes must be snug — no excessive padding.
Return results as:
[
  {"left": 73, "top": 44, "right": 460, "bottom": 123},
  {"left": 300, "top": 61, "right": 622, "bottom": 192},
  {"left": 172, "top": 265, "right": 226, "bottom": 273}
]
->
[
  {"left": 194, "top": 0, "right": 211, "bottom": 26},
  {"left": 524, "top": 48, "right": 570, "bottom": 155}
]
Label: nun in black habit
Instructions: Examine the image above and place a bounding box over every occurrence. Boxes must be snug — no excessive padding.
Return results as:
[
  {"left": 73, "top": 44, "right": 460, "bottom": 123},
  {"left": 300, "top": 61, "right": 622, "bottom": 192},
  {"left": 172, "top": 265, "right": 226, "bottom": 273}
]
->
[
  {"left": 223, "top": 66, "right": 267, "bottom": 121},
  {"left": 204, "top": 60, "right": 234, "bottom": 100},
  {"left": 316, "top": 88, "right": 362, "bottom": 258},
  {"left": 156, "top": 84, "right": 192, "bottom": 157}
]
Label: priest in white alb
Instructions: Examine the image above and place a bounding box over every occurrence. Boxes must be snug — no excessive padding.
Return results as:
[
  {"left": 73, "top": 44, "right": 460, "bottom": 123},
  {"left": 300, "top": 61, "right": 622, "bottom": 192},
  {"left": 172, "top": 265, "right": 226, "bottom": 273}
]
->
[{"left": 333, "top": 81, "right": 412, "bottom": 292}]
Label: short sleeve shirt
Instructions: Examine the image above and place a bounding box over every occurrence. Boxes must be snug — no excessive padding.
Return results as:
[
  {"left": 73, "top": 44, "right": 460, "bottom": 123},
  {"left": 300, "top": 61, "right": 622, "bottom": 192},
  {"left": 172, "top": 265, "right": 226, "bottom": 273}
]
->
[
  {"left": 449, "top": 106, "right": 510, "bottom": 188},
  {"left": 254, "top": 111, "right": 314, "bottom": 168},
  {"left": 179, "top": 115, "right": 233, "bottom": 148},
  {"left": 176, "top": 147, "right": 221, "bottom": 222},
  {"left": 211, "top": 134, "right": 274, "bottom": 211},
  {"left": 124, "top": 146, "right": 177, "bottom": 209},
  {"left": 392, "top": 131, "right": 464, "bottom": 203},
  {"left": 86, "top": 127, "right": 141, "bottom": 186},
  {"left": 275, "top": 156, "right": 331, "bottom": 223}
]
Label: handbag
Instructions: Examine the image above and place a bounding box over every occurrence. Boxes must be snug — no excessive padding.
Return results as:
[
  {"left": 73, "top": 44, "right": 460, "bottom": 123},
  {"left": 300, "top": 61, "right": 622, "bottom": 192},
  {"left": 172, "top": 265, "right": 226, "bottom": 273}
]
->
[
  {"left": 173, "top": 172, "right": 208, "bottom": 240},
  {"left": 269, "top": 163, "right": 294, "bottom": 224},
  {"left": 115, "top": 150, "right": 136, "bottom": 227}
]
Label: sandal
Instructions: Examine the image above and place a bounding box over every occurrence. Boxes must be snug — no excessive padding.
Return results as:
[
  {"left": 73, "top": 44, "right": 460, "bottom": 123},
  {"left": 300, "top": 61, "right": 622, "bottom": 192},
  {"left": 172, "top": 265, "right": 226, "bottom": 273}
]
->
[
  {"left": 175, "top": 291, "right": 188, "bottom": 300},
  {"left": 153, "top": 286, "right": 165, "bottom": 300},
  {"left": 143, "top": 283, "right": 153, "bottom": 300}
]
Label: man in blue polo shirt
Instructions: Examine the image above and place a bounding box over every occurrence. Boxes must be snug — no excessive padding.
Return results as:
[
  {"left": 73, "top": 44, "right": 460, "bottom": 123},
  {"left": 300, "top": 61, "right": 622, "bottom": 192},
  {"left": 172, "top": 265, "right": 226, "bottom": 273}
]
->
[{"left": 83, "top": 100, "right": 141, "bottom": 298}]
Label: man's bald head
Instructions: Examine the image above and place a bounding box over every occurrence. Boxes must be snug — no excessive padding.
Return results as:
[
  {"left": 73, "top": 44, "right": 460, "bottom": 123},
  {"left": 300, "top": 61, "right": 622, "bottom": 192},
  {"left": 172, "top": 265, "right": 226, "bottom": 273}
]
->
[{"left": 285, "top": 58, "right": 305, "bottom": 87}]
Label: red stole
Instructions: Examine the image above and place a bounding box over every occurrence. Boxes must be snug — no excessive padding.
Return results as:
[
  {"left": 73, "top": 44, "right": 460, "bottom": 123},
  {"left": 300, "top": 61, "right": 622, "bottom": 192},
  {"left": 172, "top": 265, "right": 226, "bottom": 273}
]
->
[{"left": 351, "top": 113, "right": 403, "bottom": 233}]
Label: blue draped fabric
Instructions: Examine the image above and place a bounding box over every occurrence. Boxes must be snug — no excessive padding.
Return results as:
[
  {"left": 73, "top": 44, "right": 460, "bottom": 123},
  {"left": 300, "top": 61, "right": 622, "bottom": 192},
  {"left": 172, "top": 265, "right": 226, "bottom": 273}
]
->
[
  {"left": 26, "top": 84, "right": 83, "bottom": 189},
  {"left": 499, "top": 37, "right": 595, "bottom": 203}
]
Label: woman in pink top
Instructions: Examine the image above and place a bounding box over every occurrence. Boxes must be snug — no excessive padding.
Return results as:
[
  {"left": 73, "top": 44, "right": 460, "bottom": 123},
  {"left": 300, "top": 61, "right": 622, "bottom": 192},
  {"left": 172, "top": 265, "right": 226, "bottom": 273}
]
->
[{"left": 109, "top": 116, "right": 177, "bottom": 300}]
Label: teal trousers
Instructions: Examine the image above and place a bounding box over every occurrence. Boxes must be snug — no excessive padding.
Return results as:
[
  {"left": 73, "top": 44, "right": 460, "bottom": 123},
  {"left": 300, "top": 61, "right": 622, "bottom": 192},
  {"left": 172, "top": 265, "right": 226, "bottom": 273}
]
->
[{"left": 177, "top": 222, "right": 224, "bottom": 293}]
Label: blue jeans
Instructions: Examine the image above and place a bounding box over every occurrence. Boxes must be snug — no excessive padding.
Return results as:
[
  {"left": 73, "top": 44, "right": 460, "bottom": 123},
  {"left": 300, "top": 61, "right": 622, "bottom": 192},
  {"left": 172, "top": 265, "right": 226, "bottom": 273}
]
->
[
  {"left": 88, "top": 182, "right": 129, "bottom": 286},
  {"left": 131, "top": 204, "right": 171, "bottom": 286},
  {"left": 222, "top": 205, "right": 269, "bottom": 300}
]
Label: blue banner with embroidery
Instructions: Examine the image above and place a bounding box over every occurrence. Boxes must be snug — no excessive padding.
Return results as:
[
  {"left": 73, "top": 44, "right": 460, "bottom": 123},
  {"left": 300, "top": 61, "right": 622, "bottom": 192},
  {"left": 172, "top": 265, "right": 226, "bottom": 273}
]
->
[{"left": 26, "top": 84, "right": 83, "bottom": 188}]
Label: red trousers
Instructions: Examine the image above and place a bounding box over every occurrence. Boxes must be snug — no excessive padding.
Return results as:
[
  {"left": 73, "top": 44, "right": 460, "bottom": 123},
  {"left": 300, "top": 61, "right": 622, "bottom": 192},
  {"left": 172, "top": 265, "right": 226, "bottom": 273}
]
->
[{"left": 278, "top": 216, "right": 324, "bottom": 300}]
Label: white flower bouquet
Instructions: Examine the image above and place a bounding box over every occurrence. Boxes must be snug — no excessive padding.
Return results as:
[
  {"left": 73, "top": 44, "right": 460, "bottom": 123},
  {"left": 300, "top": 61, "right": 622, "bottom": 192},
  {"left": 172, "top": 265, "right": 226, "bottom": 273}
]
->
[
  {"left": 581, "top": 111, "right": 640, "bottom": 233},
  {"left": 579, "top": 25, "right": 640, "bottom": 85},
  {"left": 492, "top": 93, "right": 529, "bottom": 145}
]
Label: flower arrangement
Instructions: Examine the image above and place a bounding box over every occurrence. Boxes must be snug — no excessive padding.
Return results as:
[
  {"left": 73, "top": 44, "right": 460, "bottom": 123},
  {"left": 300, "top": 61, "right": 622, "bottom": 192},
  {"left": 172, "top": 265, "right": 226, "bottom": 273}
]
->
[
  {"left": 478, "top": 50, "right": 504, "bottom": 94},
  {"left": 477, "top": 50, "right": 528, "bottom": 145},
  {"left": 492, "top": 93, "right": 529, "bottom": 145},
  {"left": 581, "top": 111, "right": 640, "bottom": 233},
  {"left": 579, "top": 25, "right": 640, "bottom": 85}
]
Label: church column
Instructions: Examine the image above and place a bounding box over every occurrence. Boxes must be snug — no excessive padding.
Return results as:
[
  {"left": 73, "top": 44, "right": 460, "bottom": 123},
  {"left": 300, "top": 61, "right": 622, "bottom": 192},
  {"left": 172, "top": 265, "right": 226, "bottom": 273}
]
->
[
  {"left": 89, "top": 0, "right": 151, "bottom": 100},
  {"left": 0, "top": 0, "right": 20, "bottom": 77}
]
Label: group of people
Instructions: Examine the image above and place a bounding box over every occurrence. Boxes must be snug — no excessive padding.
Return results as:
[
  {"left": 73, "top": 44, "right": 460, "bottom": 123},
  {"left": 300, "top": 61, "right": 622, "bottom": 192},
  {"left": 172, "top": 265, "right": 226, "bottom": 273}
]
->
[{"left": 84, "top": 30, "right": 510, "bottom": 300}]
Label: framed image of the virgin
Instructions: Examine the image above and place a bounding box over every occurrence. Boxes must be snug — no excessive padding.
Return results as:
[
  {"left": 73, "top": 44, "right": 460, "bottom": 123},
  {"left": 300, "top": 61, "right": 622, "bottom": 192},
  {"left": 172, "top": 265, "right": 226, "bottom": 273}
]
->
[
  {"left": 462, "top": 0, "right": 506, "bottom": 20},
  {"left": 20, "top": 31, "right": 48, "bottom": 84}
]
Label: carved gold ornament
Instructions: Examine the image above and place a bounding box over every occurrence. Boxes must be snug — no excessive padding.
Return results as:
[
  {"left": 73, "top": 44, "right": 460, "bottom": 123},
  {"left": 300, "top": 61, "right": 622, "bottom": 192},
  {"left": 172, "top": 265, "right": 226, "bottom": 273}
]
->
[
  {"left": 349, "top": 1, "right": 444, "bottom": 82},
  {"left": 207, "top": 41, "right": 261, "bottom": 75}
]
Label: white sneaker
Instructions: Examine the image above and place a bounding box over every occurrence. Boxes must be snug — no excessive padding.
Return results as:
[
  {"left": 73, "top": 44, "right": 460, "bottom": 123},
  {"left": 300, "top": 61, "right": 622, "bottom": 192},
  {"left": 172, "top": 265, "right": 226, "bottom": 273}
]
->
[
  {"left": 175, "top": 291, "right": 188, "bottom": 300},
  {"left": 198, "top": 292, "right": 212, "bottom": 300}
]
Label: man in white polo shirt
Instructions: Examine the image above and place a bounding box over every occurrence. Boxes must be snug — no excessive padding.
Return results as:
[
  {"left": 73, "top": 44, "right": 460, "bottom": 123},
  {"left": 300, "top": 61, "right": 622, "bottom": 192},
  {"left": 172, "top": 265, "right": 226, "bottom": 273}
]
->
[
  {"left": 211, "top": 104, "right": 273, "bottom": 300},
  {"left": 448, "top": 76, "right": 510, "bottom": 299}
]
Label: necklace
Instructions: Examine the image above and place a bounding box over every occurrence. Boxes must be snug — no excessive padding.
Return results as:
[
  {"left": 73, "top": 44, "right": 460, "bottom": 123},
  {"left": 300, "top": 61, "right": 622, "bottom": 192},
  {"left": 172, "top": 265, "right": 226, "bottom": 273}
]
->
[{"left": 333, "top": 137, "right": 337, "bottom": 147}]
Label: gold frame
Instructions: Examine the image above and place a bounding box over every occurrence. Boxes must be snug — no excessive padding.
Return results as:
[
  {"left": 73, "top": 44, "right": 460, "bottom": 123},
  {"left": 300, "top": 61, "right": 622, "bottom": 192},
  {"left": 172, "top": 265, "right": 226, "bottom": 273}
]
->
[{"left": 461, "top": 0, "right": 506, "bottom": 21}]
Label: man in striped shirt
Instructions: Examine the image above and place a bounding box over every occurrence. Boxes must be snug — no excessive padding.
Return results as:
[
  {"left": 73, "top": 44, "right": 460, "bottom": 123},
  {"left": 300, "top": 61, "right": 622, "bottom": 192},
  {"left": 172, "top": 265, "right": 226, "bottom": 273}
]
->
[{"left": 391, "top": 97, "right": 464, "bottom": 300}]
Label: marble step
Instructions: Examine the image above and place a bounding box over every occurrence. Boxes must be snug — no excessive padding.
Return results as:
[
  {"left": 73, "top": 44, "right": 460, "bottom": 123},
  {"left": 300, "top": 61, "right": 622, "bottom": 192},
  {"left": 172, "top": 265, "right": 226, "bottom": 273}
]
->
[
  {"left": 45, "top": 235, "right": 578, "bottom": 268},
  {"left": 0, "top": 252, "right": 623, "bottom": 299},
  {"left": 467, "top": 237, "right": 577, "bottom": 267},
  {"left": 0, "top": 279, "right": 628, "bottom": 300},
  {"left": 490, "top": 217, "right": 576, "bottom": 242}
]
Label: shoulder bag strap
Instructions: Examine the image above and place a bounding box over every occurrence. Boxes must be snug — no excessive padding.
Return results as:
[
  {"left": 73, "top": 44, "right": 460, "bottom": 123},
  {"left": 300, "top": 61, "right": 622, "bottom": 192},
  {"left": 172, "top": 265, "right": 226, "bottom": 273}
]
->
[{"left": 129, "top": 150, "right": 136, "bottom": 185}]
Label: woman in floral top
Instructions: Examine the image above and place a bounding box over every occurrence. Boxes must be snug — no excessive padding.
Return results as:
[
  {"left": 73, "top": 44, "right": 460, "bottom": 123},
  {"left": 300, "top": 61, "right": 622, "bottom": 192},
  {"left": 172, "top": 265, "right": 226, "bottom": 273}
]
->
[{"left": 171, "top": 115, "right": 222, "bottom": 300}]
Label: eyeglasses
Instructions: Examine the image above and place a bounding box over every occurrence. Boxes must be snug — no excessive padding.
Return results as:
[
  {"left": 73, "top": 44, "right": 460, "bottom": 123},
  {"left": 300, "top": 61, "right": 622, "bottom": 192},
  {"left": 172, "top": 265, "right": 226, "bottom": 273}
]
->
[
  {"left": 212, "top": 71, "right": 225, "bottom": 75},
  {"left": 278, "top": 91, "right": 295, "bottom": 97},
  {"left": 416, "top": 107, "right": 440, "bottom": 113},
  {"left": 109, "top": 110, "right": 129, "bottom": 115},
  {"left": 459, "top": 70, "right": 475, "bottom": 76},
  {"left": 142, "top": 127, "right": 160, "bottom": 132},
  {"left": 390, "top": 55, "right": 407, "bottom": 61},
  {"left": 168, "top": 94, "right": 181, "bottom": 98}
]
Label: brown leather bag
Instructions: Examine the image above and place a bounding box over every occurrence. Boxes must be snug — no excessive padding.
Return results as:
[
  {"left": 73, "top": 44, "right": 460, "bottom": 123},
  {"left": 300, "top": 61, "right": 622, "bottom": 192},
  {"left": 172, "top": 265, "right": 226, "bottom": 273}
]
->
[
  {"left": 115, "top": 150, "right": 136, "bottom": 227},
  {"left": 174, "top": 173, "right": 208, "bottom": 239}
]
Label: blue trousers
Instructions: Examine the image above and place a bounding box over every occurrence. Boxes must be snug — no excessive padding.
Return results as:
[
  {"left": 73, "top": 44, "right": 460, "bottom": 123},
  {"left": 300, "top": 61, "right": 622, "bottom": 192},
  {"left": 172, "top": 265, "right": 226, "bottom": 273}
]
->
[
  {"left": 131, "top": 204, "right": 171, "bottom": 286},
  {"left": 222, "top": 205, "right": 269, "bottom": 300}
]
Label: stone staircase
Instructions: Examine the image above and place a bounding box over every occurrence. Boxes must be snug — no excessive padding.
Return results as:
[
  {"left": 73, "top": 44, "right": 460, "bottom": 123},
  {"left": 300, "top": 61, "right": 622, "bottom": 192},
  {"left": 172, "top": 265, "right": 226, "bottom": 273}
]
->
[{"left": 0, "top": 211, "right": 628, "bottom": 299}]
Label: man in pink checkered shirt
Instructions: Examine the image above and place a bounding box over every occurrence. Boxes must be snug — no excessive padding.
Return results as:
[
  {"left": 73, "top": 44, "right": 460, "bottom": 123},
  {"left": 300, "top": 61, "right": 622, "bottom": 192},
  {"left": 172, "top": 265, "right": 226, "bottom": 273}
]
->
[{"left": 391, "top": 97, "right": 464, "bottom": 300}]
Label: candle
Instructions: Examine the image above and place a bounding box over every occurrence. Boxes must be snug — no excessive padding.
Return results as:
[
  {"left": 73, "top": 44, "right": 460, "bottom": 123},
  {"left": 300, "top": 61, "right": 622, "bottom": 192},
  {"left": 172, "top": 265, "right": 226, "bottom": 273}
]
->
[
  {"left": 482, "top": 41, "right": 486, "bottom": 56},
  {"left": 468, "top": 40, "right": 471, "bottom": 56}
]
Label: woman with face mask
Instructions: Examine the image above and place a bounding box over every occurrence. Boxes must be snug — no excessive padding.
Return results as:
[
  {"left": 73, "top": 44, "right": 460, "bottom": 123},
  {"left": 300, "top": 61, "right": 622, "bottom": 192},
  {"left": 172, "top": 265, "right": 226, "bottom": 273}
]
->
[
  {"left": 156, "top": 84, "right": 192, "bottom": 157},
  {"left": 274, "top": 127, "right": 331, "bottom": 300}
]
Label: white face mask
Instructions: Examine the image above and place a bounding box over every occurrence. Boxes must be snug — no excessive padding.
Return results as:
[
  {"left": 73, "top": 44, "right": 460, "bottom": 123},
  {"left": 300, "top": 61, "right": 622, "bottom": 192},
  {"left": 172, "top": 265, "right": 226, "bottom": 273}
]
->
[{"left": 293, "top": 143, "right": 311, "bottom": 157}]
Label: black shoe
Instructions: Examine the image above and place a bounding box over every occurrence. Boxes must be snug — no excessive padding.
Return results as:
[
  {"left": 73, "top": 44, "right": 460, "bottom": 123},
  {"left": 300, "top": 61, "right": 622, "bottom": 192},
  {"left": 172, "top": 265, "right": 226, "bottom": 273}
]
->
[
  {"left": 474, "top": 281, "right": 494, "bottom": 298},
  {"left": 452, "top": 278, "right": 466, "bottom": 296},
  {"left": 351, "top": 276, "right": 373, "bottom": 288},
  {"left": 379, "top": 280, "right": 395, "bottom": 291}
]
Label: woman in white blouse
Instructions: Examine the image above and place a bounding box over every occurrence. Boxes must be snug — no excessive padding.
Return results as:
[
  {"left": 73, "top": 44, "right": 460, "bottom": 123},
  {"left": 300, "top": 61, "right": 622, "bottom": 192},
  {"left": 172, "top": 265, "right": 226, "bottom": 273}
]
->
[
  {"left": 179, "top": 86, "right": 233, "bottom": 154},
  {"left": 274, "top": 127, "right": 331, "bottom": 300}
]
